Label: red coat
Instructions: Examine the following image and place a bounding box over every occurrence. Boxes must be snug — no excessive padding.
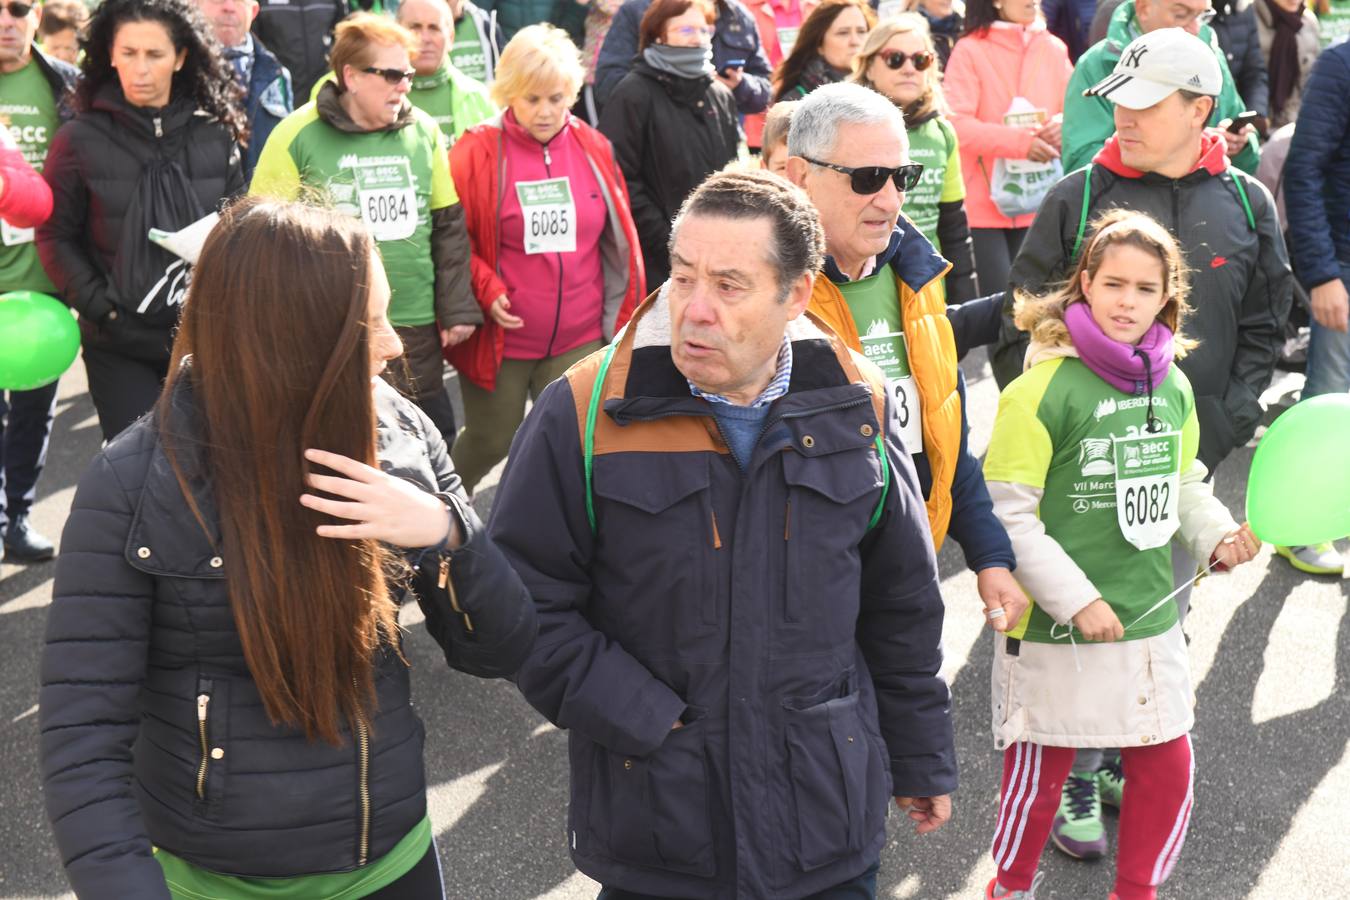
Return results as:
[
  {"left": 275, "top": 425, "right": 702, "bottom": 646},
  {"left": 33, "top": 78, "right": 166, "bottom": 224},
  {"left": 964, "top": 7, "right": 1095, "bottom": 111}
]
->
[{"left": 446, "top": 113, "right": 644, "bottom": 391}]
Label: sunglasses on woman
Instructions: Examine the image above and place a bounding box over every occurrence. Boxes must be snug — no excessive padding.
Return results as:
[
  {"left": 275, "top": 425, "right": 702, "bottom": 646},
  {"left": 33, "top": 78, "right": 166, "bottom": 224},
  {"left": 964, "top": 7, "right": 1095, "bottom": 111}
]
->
[
  {"left": 362, "top": 66, "right": 416, "bottom": 85},
  {"left": 879, "top": 50, "right": 933, "bottom": 71},
  {"left": 802, "top": 157, "right": 925, "bottom": 195}
]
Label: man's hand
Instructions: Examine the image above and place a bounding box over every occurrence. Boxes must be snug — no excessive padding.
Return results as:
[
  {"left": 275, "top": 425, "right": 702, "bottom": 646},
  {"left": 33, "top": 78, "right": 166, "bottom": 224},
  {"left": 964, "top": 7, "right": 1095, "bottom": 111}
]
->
[
  {"left": 440, "top": 324, "right": 476, "bottom": 347},
  {"left": 977, "top": 566, "right": 1028, "bottom": 633},
  {"left": 489, "top": 294, "right": 524, "bottom": 330},
  {"left": 715, "top": 66, "right": 743, "bottom": 92},
  {"left": 1071, "top": 598, "right": 1123, "bottom": 642},
  {"left": 1310, "top": 279, "right": 1350, "bottom": 333},
  {"left": 895, "top": 795, "right": 951, "bottom": 834},
  {"left": 1209, "top": 124, "right": 1253, "bottom": 158}
]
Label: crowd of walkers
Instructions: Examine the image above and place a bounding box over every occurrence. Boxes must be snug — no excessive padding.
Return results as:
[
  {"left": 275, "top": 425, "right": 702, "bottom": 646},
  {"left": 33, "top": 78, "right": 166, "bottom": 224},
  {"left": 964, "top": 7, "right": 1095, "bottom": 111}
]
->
[{"left": 2, "top": 0, "right": 1347, "bottom": 896}]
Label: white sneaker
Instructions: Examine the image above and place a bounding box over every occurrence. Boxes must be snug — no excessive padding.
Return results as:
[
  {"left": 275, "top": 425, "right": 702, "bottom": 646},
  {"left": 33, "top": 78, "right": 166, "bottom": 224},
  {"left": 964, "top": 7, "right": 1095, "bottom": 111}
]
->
[{"left": 1275, "top": 542, "right": 1345, "bottom": 576}]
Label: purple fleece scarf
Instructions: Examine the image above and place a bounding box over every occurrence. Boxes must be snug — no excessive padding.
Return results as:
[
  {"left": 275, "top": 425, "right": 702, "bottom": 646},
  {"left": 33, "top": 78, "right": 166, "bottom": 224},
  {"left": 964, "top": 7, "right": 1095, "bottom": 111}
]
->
[{"left": 1063, "top": 301, "right": 1174, "bottom": 395}]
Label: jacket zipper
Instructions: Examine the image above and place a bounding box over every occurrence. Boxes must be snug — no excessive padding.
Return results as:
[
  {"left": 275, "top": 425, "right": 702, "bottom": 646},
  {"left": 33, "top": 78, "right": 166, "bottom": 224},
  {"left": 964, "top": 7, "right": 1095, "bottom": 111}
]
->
[
  {"left": 542, "top": 141, "right": 565, "bottom": 358},
  {"left": 195, "top": 679, "right": 213, "bottom": 800},
  {"left": 439, "top": 555, "right": 474, "bottom": 633},
  {"left": 353, "top": 701, "right": 371, "bottom": 867},
  {"left": 153, "top": 115, "right": 163, "bottom": 139},
  {"left": 1171, "top": 180, "right": 1180, "bottom": 235}
]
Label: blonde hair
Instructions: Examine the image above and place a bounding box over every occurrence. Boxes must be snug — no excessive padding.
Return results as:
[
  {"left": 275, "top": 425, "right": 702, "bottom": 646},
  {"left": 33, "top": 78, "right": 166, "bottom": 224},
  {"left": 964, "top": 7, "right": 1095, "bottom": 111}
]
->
[
  {"left": 330, "top": 14, "right": 418, "bottom": 92},
  {"left": 851, "top": 13, "right": 946, "bottom": 120},
  {"left": 491, "top": 24, "right": 585, "bottom": 108},
  {"left": 1014, "top": 210, "right": 1197, "bottom": 356}
]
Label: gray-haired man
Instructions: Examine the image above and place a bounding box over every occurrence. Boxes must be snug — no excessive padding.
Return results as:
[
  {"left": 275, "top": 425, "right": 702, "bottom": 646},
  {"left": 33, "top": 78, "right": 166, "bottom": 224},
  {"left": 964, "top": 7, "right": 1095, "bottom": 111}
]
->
[{"left": 490, "top": 170, "right": 955, "bottom": 898}]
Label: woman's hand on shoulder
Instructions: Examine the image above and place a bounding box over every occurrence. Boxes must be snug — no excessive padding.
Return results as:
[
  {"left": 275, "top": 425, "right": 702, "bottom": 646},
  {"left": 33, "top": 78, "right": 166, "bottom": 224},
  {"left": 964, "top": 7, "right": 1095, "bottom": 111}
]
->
[
  {"left": 1070, "top": 598, "right": 1123, "bottom": 642},
  {"left": 299, "top": 448, "right": 459, "bottom": 549}
]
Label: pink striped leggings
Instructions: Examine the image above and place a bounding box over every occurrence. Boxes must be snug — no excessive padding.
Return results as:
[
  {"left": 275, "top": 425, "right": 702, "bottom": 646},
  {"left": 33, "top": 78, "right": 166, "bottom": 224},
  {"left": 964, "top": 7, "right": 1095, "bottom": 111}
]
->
[{"left": 989, "top": 735, "right": 1194, "bottom": 900}]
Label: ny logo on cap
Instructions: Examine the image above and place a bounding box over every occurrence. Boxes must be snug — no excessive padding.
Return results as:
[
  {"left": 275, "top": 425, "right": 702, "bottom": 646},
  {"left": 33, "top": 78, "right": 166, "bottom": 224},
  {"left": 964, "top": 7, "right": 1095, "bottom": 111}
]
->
[{"left": 1123, "top": 45, "right": 1149, "bottom": 68}]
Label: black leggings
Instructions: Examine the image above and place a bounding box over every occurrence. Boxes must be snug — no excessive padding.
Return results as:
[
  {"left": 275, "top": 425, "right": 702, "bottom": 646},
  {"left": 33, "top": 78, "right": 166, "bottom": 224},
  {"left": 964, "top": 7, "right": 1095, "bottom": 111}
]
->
[{"left": 363, "top": 844, "right": 444, "bottom": 898}]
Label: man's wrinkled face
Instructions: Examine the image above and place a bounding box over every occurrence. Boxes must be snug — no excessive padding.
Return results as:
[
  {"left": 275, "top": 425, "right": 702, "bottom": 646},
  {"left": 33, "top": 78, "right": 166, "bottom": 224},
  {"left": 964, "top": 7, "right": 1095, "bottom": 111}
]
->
[
  {"left": 197, "top": 0, "right": 258, "bottom": 48},
  {"left": 668, "top": 214, "right": 810, "bottom": 403},
  {"left": 398, "top": 0, "right": 450, "bottom": 76},
  {"left": 0, "top": 1, "right": 39, "bottom": 70}
]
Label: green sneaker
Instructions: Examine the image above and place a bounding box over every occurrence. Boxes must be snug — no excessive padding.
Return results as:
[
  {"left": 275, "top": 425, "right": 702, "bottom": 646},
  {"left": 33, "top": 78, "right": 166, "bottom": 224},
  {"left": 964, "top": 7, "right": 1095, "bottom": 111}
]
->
[
  {"left": 1275, "top": 543, "right": 1344, "bottom": 576},
  {"left": 1049, "top": 774, "right": 1106, "bottom": 860},
  {"left": 1096, "top": 755, "right": 1124, "bottom": 810}
]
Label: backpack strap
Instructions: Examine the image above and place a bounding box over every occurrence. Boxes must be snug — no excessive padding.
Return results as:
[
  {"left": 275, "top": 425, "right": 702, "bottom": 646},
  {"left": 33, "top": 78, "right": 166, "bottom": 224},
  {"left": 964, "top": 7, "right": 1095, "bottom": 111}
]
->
[
  {"left": 1227, "top": 172, "right": 1257, "bottom": 232},
  {"left": 1071, "top": 163, "right": 1093, "bottom": 259},
  {"left": 583, "top": 330, "right": 890, "bottom": 535}
]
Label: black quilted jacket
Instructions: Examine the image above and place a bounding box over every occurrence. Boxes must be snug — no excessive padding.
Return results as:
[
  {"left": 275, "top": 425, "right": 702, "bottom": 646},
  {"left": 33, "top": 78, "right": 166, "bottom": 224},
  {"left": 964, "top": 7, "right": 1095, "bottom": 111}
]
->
[{"left": 40, "top": 376, "right": 536, "bottom": 898}]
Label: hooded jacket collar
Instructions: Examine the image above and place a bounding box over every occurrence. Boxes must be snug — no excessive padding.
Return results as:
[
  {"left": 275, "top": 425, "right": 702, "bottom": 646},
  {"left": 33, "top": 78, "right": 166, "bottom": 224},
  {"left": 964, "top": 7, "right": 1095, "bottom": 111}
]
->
[
  {"left": 1092, "top": 131, "right": 1230, "bottom": 180},
  {"left": 315, "top": 80, "right": 416, "bottom": 133},
  {"left": 91, "top": 81, "right": 198, "bottom": 139}
]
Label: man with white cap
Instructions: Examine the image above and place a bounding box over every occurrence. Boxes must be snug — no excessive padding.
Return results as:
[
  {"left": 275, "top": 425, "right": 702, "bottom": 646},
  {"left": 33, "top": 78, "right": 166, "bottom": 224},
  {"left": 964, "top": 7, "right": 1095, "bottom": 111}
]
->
[
  {"left": 990, "top": 26, "right": 1292, "bottom": 866},
  {"left": 1060, "top": 0, "right": 1260, "bottom": 175}
]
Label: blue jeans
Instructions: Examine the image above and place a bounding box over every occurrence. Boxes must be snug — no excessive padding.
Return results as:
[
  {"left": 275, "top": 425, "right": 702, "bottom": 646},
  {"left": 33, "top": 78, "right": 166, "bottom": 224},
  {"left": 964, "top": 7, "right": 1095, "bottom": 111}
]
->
[
  {"left": 597, "top": 862, "right": 881, "bottom": 900},
  {"left": 0, "top": 380, "right": 59, "bottom": 530},
  {"left": 1304, "top": 273, "right": 1350, "bottom": 398}
]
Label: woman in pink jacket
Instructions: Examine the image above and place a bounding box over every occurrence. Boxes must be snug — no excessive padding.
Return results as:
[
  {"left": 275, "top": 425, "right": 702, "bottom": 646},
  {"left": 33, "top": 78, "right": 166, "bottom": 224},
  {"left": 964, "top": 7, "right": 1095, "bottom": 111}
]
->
[{"left": 943, "top": 0, "right": 1070, "bottom": 296}]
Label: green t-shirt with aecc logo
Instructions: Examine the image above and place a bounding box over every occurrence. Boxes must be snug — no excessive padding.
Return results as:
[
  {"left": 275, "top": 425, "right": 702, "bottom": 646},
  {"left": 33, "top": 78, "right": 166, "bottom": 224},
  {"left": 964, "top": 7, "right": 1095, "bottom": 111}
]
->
[
  {"left": 903, "top": 115, "right": 964, "bottom": 256},
  {"left": 450, "top": 14, "right": 489, "bottom": 83},
  {"left": 250, "top": 101, "right": 457, "bottom": 327},
  {"left": 983, "top": 355, "right": 1200, "bottom": 644},
  {"left": 836, "top": 270, "right": 926, "bottom": 453},
  {"left": 0, "top": 58, "right": 59, "bottom": 293}
]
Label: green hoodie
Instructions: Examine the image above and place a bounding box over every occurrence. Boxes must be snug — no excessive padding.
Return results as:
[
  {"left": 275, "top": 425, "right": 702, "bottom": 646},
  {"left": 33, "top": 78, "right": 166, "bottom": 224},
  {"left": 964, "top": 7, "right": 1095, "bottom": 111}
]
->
[
  {"left": 1062, "top": 1, "right": 1259, "bottom": 175},
  {"left": 310, "top": 58, "right": 496, "bottom": 146}
]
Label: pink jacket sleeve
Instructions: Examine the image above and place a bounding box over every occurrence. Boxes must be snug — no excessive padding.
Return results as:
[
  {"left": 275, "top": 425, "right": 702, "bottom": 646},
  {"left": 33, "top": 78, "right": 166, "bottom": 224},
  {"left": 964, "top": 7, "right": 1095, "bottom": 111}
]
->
[
  {"left": 0, "top": 146, "right": 53, "bottom": 229},
  {"left": 943, "top": 42, "right": 1038, "bottom": 162}
]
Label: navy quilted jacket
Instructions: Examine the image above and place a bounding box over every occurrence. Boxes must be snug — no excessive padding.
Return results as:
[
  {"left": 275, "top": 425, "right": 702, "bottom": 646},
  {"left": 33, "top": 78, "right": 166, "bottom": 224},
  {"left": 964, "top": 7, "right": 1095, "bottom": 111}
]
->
[{"left": 1284, "top": 39, "right": 1350, "bottom": 289}]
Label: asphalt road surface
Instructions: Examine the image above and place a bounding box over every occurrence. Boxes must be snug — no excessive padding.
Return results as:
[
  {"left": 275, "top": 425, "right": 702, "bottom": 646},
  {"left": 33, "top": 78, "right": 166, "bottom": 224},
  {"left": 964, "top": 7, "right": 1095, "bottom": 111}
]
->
[{"left": 2, "top": 349, "right": 1346, "bottom": 899}]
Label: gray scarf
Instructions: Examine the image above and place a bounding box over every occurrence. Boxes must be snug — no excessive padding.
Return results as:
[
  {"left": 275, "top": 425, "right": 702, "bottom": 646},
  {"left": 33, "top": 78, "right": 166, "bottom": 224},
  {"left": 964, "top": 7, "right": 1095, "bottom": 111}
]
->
[{"left": 642, "top": 43, "right": 715, "bottom": 80}]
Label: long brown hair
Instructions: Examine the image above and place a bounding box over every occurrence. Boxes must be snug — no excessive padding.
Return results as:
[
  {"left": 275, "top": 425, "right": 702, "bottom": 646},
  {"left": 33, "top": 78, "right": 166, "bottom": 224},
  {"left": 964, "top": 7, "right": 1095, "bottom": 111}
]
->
[
  {"left": 1014, "top": 209, "right": 1197, "bottom": 356},
  {"left": 772, "top": 0, "right": 876, "bottom": 102},
  {"left": 159, "top": 197, "right": 401, "bottom": 746}
]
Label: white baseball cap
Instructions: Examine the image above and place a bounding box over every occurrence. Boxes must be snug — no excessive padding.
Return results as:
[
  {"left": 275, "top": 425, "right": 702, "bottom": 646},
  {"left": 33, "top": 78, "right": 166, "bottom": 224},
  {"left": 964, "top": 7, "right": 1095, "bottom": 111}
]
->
[{"left": 1084, "top": 28, "right": 1223, "bottom": 109}]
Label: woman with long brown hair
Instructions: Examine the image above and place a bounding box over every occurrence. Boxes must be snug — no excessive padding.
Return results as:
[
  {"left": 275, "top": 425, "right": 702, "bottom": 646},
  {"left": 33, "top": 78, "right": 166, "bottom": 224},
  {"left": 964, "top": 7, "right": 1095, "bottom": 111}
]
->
[
  {"left": 39, "top": 197, "right": 535, "bottom": 899},
  {"left": 771, "top": 0, "right": 874, "bottom": 101}
]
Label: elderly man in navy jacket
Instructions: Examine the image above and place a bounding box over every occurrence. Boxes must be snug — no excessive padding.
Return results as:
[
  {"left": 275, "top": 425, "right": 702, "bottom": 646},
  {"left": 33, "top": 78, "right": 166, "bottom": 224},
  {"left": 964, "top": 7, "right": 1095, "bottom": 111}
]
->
[{"left": 491, "top": 170, "right": 956, "bottom": 899}]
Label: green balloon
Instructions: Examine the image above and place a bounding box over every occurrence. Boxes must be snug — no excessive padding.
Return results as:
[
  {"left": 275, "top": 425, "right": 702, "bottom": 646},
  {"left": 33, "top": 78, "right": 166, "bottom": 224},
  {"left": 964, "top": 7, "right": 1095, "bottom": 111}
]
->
[
  {"left": 0, "top": 290, "right": 80, "bottom": 391},
  {"left": 1246, "top": 393, "right": 1350, "bottom": 546}
]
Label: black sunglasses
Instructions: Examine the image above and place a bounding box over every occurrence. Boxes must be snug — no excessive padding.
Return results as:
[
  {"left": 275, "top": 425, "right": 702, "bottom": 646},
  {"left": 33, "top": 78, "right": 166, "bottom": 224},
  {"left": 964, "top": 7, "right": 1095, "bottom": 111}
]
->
[
  {"left": 1, "top": 2, "right": 34, "bottom": 17},
  {"left": 362, "top": 65, "right": 415, "bottom": 85},
  {"left": 802, "top": 157, "right": 924, "bottom": 194},
  {"left": 880, "top": 50, "right": 933, "bottom": 71}
]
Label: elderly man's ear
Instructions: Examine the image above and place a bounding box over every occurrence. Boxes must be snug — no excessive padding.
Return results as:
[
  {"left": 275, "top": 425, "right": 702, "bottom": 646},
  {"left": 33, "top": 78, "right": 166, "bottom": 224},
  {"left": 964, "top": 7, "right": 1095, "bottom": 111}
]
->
[
  {"left": 785, "top": 156, "right": 809, "bottom": 189},
  {"left": 784, "top": 270, "right": 814, "bottom": 320}
]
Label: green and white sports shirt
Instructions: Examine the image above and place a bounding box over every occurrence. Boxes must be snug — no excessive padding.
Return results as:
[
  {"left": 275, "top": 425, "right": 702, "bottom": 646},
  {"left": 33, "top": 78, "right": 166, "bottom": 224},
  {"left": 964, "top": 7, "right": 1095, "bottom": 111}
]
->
[
  {"left": 250, "top": 101, "right": 456, "bottom": 327},
  {"left": 983, "top": 355, "right": 1200, "bottom": 643}
]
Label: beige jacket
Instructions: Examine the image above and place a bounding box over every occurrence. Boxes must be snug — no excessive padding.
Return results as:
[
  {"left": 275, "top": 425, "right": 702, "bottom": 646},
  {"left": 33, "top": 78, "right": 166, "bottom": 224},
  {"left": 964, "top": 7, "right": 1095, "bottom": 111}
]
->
[{"left": 1254, "top": 0, "right": 1322, "bottom": 129}]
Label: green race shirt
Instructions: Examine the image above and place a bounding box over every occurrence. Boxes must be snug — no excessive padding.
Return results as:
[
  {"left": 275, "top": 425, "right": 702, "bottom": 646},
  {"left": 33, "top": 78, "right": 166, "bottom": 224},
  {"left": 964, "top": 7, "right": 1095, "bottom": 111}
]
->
[
  {"left": 409, "top": 59, "right": 496, "bottom": 146},
  {"left": 449, "top": 15, "right": 488, "bottom": 83},
  {"left": 983, "top": 355, "right": 1200, "bottom": 643},
  {"left": 250, "top": 100, "right": 457, "bottom": 327},
  {"left": 903, "top": 116, "right": 964, "bottom": 255},
  {"left": 155, "top": 816, "right": 431, "bottom": 899},
  {"left": 838, "top": 270, "right": 925, "bottom": 452},
  {"left": 0, "top": 58, "right": 58, "bottom": 293}
]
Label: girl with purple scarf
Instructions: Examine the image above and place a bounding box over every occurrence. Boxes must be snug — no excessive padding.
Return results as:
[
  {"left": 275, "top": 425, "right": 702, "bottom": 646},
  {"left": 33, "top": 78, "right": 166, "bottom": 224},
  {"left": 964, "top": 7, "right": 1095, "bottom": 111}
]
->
[{"left": 978, "top": 211, "right": 1261, "bottom": 900}]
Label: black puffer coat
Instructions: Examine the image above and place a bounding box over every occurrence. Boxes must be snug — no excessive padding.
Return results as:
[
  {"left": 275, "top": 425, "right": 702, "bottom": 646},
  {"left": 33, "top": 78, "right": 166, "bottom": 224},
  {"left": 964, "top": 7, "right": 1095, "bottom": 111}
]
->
[
  {"left": 598, "top": 60, "right": 739, "bottom": 288},
  {"left": 40, "top": 377, "right": 536, "bottom": 899},
  {"left": 37, "top": 84, "right": 246, "bottom": 361},
  {"left": 1214, "top": 0, "right": 1270, "bottom": 119}
]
